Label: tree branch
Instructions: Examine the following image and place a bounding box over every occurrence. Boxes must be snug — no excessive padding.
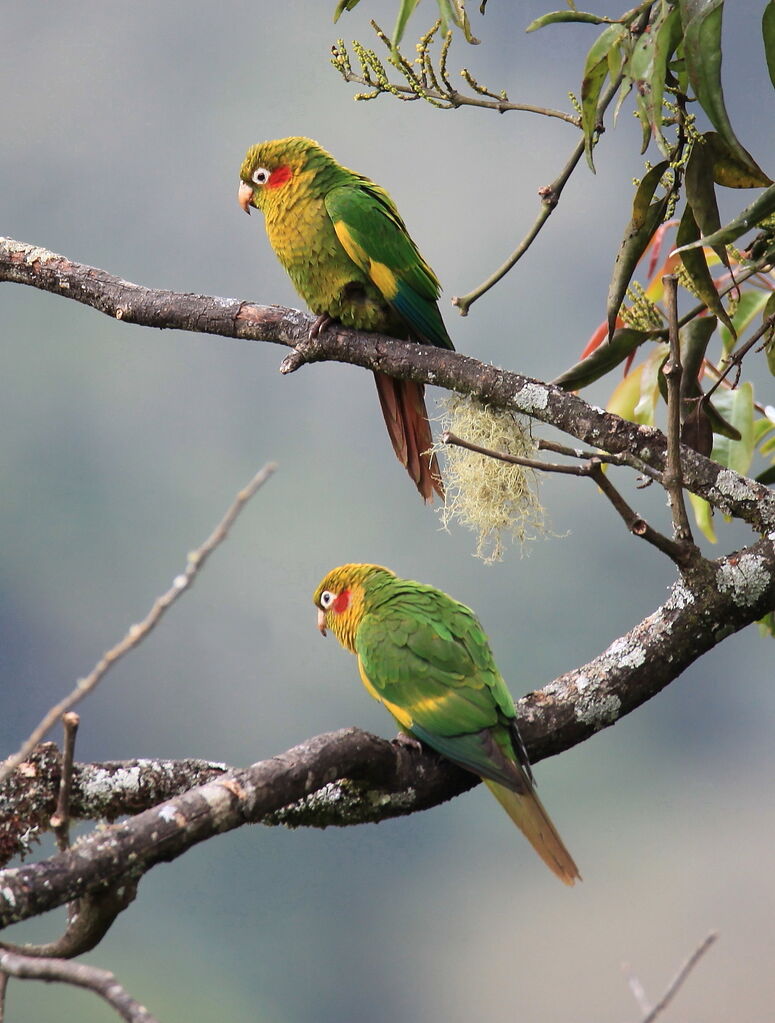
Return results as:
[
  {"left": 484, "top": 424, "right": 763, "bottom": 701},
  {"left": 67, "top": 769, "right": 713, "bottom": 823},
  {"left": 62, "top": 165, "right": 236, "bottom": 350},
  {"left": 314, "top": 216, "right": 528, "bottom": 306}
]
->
[
  {"left": 0, "top": 950, "right": 159, "bottom": 1023},
  {"left": 2, "top": 530, "right": 774, "bottom": 928},
  {"left": 0, "top": 462, "right": 277, "bottom": 787},
  {"left": 2, "top": 238, "right": 773, "bottom": 533}
]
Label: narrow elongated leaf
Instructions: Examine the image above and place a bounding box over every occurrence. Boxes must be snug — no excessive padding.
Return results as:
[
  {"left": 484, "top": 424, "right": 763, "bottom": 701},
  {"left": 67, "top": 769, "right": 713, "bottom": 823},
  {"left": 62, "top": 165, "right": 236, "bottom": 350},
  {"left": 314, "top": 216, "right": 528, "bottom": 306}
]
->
[
  {"left": 765, "top": 292, "right": 775, "bottom": 376},
  {"left": 628, "top": 17, "right": 660, "bottom": 153},
  {"left": 704, "top": 132, "right": 771, "bottom": 188},
  {"left": 678, "top": 316, "right": 741, "bottom": 444},
  {"left": 685, "top": 138, "right": 727, "bottom": 268},
  {"left": 553, "top": 328, "right": 649, "bottom": 391},
  {"left": 526, "top": 10, "right": 615, "bottom": 31},
  {"left": 581, "top": 25, "right": 626, "bottom": 170},
  {"left": 607, "top": 363, "right": 648, "bottom": 423},
  {"left": 634, "top": 343, "right": 670, "bottom": 424},
  {"left": 675, "top": 203, "right": 735, "bottom": 334},
  {"left": 674, "top": 184, "right": 775, "bottom": 252},
  {"left": 333, "top": 0, "right": 360, "bottom": 21},
  {"left": 680, "top": 315, "right": 717, "bottom": 394},
  {"left": 763, "top": 0, "right": 775, "bottom": 90},
  {"left": 680, "top": 0, "right": 768, "bottom": 181},
  {"left": 682, "top": 401, "right": 714, "bottom": 455},
  {"left": 719, "top": 290, "right": 771, "bottom": 355},
  {"left": 607, "top": 162, "right": 670, "bottom": 337},
  {"left": 648, "top": 7, "right": 683, "bottom": 153},
  {"left": 689, "top": 492, "right": 717, "bottom": 542},
  {"left": 392, "top": 0, "right": 423, "bottom": 47},
  {"left": 710, "top": 381, "right": 755, "bottom": 475}
]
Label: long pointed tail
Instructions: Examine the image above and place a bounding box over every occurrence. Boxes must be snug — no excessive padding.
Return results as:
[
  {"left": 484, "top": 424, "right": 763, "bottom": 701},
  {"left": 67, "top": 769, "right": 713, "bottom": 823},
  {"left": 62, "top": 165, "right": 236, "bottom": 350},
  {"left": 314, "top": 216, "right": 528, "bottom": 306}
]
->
[
  {"left": 484, "top": 779, "right": 581, "bottom": 886},
  {"left": 373, "top": 371, "right": 444, "bottom": 502}
]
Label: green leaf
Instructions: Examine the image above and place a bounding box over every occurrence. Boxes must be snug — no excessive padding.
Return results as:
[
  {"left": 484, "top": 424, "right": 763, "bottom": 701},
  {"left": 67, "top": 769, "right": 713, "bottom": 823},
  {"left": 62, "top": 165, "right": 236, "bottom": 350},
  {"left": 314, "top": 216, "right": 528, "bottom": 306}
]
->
[
  {"left": 680, "top": 315, "right": 717, "bottom": 392},
  {"left": 756, "top": 465, "right": 775, "bottom": 485},
  {"left": 685, "top": 138, "right": 727, "bottom": 268},
  {"left": 753, "top": 414, "right": 775, "bottom": 447},
  {"left": 674, "top": 184, "right": 775, "bottom": 253},
  {"left": 634, "top": 343, "right": 670, "bottom": 424},
  {"left": 704, "top": 132, "right": 771, "bottom": 188},
  {"left": 647, "top": 7, "right": 683, "bottom": 154},
  {"left": 763, "top": 292, "right": 775, "bottom": 376},
  {"left": 675, "top": 202, "right": 735, "bottom": 335},
  {"left": 680, "top": 0, "right": 768, "bottom": 182},
  {"left": 552, "top": 328, "right": 649, "bottom": 391},
  {"left": 719, "top": 290, "right": 770, "bottom": 355},
  {"left": 678, "top": 316, "right": 741, "bottom": 442},
  {"left": 689, "top": 492, "right": 717, "bottom": 542},
  {"left": 581, "top": 24, "right": 626, "bottom": 171},
  {"left": 682, "top": 400, "right": 714, "bottom": 456},
  {"left": 710, "top": 381, "right": 755, "bottom": 475},
  {"left": 763, "top": 0, "right": 775, "bottom": 90},
  {"left": 392, "top": 0, "right": 423, "bottom": 47},
  {"left": 626, "top": 5, "right": 681, "bottom": 155},
  {"left": 333, "top": 0, "right": 360, "bottom": 21},
  {"left": 607, "top": 161, "right": 671, "bottom": 337},
  {"left": 756, "top": 611, "right": 775, "bottom": 638},
  {"left": 526, "top": 10, "right": 615, "bottom": 31}
]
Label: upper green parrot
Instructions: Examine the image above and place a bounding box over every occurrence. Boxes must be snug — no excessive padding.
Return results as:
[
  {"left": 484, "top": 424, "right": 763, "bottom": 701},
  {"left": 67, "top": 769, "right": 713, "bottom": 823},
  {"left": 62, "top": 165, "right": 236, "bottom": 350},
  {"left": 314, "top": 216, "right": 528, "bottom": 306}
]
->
[
  {"left": 313, "top": 563, "right": 581, "bottom": 885},
  {"left": 238, "top": 136, "right": 454, "bottom": 502}
]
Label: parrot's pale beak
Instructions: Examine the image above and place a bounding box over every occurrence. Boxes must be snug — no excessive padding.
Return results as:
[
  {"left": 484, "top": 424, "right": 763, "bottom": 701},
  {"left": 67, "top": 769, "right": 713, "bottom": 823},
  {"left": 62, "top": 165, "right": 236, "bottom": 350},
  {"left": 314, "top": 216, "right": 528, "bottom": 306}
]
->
[
  {"left": 238, "top": 181, "right": 254, "bottom": 214},
  {"left": 317, "top": 609, "right": 328, "bottom": 637}
]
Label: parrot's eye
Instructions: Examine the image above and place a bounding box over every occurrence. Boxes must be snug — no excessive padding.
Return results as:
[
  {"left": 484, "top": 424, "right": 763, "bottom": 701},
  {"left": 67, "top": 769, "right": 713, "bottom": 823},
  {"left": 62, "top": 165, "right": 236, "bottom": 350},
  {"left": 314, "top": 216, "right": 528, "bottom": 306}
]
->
[
  {"left": 251, "top": 167, "right": 270, "bottom": 185},
  {"left": 319, "top": 590, "right": 336, "bottom": 609}
]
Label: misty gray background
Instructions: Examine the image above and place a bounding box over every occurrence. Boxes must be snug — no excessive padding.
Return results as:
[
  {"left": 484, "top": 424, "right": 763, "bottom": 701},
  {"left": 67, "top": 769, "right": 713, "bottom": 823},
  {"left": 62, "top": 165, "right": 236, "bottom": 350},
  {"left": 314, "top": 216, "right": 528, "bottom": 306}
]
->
[{"left": 2, "top": 2, "right": 774, "bottom": 1020}]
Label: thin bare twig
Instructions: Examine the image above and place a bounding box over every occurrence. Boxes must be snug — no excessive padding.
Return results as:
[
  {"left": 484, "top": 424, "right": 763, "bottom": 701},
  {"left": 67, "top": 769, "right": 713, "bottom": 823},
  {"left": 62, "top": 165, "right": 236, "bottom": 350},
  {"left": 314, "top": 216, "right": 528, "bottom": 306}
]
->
[
  {"left": 0, "top": 951, "right": 159, "bottom": 1023},
  {"left": 442, "top": 431, "right": 700, "bottom": 566},
  {"left": 625, "top": 931, "right": 719, "bottom": 1023},
  {"left": 0, "top": 463, "right": 277, "bottom": 787},
  {"left": 536, "top": 438, "right": 664, "bottom": 483},
  {"left": 451, "top": 71, "right": 624, "bottom": 316},
  {"left": 662, "top": 276, "right": 695, "bottom": 546},
  {"left": 50, "top": 713, "right": 79, "bottom": 853},
  {"left": 704, "top": 314, "right": 775, "bottom": 401},
  {"left": 442, "top": 430, "right": 587, "bottom": 475}
]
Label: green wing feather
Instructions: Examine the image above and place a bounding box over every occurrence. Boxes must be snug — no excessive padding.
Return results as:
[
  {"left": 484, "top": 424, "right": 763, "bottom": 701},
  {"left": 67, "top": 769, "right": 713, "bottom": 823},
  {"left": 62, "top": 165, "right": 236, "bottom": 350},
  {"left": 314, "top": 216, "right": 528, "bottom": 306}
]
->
[
  {"left": 356, "top": 583, "right": 524, "bottom": 788},
  {"left": 324, "top": 182, "right": 454, "bottom": 350}
]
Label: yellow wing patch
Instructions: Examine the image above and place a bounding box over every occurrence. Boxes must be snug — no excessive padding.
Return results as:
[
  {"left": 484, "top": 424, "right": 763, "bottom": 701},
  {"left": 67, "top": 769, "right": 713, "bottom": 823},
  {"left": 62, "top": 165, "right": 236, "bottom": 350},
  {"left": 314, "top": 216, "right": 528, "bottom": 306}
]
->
[
  {"left": 332, "top": 220, "right": 399, "bottom": 300},
  {"left": 358, "top": 659, "right": 413, "bottom": 730},
  {"left": 357, "top": 658, "right": 462, "bottom": 730}
]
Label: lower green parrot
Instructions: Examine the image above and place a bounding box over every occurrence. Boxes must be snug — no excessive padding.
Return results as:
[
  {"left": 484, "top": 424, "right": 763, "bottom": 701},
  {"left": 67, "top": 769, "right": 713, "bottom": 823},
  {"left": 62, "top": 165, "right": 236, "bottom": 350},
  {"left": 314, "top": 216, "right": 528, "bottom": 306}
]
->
[
  {"left": 313, "top": 563, "right": 580, "bottom": 885},
  {"left": 238, "top": 136, "right": 454, "bottom": 502}
]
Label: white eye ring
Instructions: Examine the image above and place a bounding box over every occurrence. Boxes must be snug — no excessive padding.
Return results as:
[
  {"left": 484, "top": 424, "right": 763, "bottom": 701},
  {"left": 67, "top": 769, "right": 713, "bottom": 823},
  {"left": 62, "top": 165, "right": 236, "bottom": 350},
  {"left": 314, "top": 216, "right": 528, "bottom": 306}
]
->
[
  {"left": 319, "top": 590, "right": 335, "bottom": 609},
  {"left": 251, "top": 167, "right": 270, "bottom": 185}
]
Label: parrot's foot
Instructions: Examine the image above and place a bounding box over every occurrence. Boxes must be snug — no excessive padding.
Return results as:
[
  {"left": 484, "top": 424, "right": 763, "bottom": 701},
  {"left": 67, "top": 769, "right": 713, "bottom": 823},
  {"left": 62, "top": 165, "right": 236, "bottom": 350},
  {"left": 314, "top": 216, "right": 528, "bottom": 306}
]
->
[
  {"left": 281, "top": 313, "right": 338, "bottom": 374},
  {"left": 391, "top": 732, "right": 424, "bottom": 753},
  {"left": 309, "top": 312, "right": 335, "bottom": 340}
]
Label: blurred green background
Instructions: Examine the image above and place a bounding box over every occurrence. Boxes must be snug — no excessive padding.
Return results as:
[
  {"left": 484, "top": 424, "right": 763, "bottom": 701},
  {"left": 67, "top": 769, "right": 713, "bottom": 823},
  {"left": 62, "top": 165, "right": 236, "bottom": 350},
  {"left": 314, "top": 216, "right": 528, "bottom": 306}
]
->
[{"left": 2, "top": 2, "right": 775, "bottom": 1020}]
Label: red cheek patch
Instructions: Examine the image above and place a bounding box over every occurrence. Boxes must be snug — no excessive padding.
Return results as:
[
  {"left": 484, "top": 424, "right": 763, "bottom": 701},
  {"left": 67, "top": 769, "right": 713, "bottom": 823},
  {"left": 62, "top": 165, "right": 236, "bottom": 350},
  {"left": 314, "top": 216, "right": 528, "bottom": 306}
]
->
[
  {"left": 333, "top": 590, "right": 350, "bottom": 614},
  {"left": 267, "top": 165, "right": 292, "bottom": 189}
]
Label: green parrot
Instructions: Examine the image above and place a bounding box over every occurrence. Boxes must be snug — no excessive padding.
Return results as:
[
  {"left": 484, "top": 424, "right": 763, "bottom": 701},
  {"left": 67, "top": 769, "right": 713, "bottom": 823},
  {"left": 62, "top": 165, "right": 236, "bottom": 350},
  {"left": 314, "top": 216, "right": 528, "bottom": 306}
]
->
[
  {"left": 313, "top": 563, "right": 580, "bottom": 885},
  {"left": 238, "top": 137, "right": 454, "bottom": 502}
]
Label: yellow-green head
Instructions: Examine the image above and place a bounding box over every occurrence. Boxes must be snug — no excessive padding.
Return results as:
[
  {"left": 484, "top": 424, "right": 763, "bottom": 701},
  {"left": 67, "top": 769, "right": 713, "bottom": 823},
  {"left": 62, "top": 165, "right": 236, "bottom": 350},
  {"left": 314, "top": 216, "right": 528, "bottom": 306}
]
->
[
  {"left": 313, "top": 562, "right": 395, "bottom": 652},
  {"left": 237, "top": 136, "right": 351, "bottom": 216}
]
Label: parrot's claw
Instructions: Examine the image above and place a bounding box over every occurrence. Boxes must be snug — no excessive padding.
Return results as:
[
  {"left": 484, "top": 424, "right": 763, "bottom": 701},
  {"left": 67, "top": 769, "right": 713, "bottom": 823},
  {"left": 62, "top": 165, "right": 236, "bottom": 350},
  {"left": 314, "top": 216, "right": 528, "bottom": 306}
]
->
[
  {"left": 392, "top": 732, "right": 424, "bottom": 753},
  {"left": 308, "top": 313, "right": 334, "bottom": 340}
]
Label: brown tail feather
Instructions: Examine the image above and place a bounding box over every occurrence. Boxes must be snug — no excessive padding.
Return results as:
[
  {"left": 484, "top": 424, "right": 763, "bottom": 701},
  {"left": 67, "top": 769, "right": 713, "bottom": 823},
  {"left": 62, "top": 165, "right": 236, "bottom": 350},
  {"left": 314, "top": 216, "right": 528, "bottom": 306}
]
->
[
  {"left": 373, "top": 372, "right": 444, "bottom": 502},
  {"left": 484, "top": 779, "right": 581, "bottom": 886}
]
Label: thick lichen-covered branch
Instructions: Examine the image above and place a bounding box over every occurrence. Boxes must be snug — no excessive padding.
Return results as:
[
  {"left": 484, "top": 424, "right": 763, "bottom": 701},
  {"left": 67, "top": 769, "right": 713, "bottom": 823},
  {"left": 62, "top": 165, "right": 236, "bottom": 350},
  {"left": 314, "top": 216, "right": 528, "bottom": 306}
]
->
[
  {"left": 2, "top": 527, "right": 775, "bottom": 928},
  {"left": 2, "top": 238, "right": 773, "bottom": 534}
]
